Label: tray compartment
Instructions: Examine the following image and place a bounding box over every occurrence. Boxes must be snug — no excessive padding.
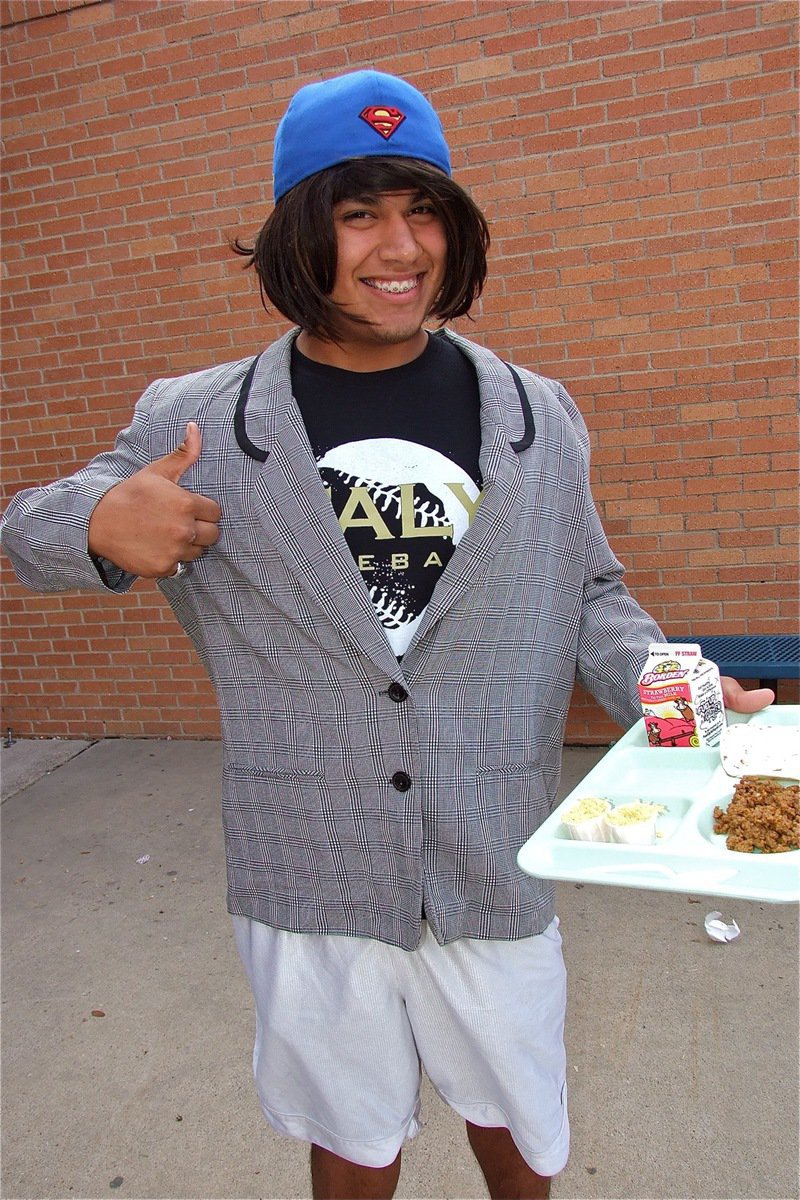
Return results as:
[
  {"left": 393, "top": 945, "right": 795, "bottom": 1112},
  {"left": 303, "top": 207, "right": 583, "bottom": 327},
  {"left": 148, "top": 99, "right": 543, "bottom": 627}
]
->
[
  {"left": 553, "top": 746, "right": 717, "bottom": 826},
  {"left": 567, "top": 746, "right": 718, "bottom": 796},
  {"left": 551, "top": 747, "right": 719, "bottom": 845},
  {"left": 555, "top": 792, "right": 691, "bottom": 845}
]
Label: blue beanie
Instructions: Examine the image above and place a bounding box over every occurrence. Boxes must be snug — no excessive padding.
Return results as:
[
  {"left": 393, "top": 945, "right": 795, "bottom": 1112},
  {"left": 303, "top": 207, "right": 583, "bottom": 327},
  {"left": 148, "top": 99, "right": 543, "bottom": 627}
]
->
[{"left": 273, "top": 69, "right": 452, "bottom": 202}]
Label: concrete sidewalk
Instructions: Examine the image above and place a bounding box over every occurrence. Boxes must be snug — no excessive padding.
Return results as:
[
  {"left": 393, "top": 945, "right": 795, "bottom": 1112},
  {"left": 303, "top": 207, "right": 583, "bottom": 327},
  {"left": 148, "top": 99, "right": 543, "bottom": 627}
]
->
[{"left": 1, "top": 737, "right": 797, "bottom": 1200}]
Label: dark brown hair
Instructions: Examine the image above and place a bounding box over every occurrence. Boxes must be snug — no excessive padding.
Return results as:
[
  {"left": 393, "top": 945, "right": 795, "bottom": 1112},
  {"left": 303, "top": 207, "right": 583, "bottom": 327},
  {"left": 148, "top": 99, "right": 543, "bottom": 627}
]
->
[{"left": 233, "top": 158, "right": 490, "bottom": 342}]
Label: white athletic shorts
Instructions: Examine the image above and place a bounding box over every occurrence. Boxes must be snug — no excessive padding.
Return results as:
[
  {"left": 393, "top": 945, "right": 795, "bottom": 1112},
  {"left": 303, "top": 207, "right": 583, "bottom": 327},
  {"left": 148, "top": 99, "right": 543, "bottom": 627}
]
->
[{"left": 232, "top": 915, "right": 569, "bottom": 1176}]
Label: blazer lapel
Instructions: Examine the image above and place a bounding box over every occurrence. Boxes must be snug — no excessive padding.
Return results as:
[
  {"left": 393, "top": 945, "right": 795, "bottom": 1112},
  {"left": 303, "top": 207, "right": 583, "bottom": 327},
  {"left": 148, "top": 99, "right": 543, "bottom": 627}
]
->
[
  {"left": 241, "top": 333, "right": 402, "bottom": 676},
  {"left": 404, "top": 333, "right": 528, "bottom": 651}
]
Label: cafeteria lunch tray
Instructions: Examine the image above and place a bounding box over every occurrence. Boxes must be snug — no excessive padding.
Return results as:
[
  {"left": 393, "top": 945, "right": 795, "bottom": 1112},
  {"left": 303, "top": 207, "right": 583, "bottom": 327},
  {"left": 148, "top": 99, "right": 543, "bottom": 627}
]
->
[{"left": 517, "top": 706, "right": 799, "bottom": 904}]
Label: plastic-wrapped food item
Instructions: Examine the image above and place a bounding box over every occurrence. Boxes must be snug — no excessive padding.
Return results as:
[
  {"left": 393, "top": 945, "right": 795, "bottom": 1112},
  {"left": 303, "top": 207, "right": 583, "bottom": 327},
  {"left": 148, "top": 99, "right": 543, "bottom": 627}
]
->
[
  {"left": 602, "top": 801, "right": 665, "bottom": 845},
  {"left": 719, "top": 723, "right": 800, "bottom": 780},
  {"left": 560, "top": 796, "right": 611, "bottom": 841}
]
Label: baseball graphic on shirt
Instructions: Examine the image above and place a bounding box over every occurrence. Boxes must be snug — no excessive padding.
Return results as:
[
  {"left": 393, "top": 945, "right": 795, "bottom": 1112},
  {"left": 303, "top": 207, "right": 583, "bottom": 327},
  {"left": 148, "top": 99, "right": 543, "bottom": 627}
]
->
[{"left": 318, "top": 438, "right": 480, "bottom": 656}]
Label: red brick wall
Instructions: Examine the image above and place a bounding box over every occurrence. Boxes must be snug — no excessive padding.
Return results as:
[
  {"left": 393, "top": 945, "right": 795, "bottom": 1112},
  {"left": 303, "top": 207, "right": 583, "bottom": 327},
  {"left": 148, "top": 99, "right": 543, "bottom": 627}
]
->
[{"left": 1, "top": 0, "right": 797, "bottom": 742}]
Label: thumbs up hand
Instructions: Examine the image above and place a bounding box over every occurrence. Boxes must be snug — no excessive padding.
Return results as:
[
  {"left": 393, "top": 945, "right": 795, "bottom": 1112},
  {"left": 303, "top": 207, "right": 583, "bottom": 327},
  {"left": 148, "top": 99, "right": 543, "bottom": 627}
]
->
[{"left": 88, "top": 423, "right": 221, "bottom": 578}]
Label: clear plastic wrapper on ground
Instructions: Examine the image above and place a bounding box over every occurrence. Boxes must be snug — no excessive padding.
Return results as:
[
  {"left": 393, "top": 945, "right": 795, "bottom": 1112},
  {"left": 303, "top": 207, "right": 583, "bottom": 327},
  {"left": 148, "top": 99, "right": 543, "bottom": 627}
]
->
[{"left": 704, "top": 911, "right": 741, "bottom": 942}]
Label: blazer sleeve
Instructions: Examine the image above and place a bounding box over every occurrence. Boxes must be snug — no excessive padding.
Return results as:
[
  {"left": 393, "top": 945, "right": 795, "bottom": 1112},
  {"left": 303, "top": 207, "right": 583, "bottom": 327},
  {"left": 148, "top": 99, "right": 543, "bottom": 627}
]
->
[
  {"left": 576, "top": 491, "right": 664, "bottom": 730},
  {"left": 0, "top": 383, "right": 161, "bottom": 595},
  {"left": 540, "top": 376, "right": 664, "bottom": 730}
]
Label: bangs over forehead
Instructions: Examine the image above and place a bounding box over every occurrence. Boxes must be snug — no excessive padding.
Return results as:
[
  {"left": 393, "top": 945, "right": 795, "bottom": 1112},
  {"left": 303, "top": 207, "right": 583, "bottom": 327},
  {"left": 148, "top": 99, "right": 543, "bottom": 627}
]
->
[
  {"left": 327, "top": 158, "right": 446, "bottom": 202},
  {"left": 233, "top": 157, "right": 490, "bottom": 343},
  {"left": 331, "top": 186, "right": 431, "bottom": 208}
]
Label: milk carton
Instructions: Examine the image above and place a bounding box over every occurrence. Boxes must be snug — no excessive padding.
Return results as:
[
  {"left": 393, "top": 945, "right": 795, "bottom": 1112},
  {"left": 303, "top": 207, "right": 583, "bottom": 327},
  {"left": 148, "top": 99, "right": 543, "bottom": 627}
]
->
[{"left": 638, "top": 643, "right": 726, "bottom": 748}]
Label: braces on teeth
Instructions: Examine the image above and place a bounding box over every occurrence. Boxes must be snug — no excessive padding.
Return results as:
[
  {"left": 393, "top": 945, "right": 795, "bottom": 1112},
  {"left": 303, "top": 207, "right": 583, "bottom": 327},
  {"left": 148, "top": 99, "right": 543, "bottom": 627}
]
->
[{"left": 368, "top": 279, "right": 417, "bottom": 293}]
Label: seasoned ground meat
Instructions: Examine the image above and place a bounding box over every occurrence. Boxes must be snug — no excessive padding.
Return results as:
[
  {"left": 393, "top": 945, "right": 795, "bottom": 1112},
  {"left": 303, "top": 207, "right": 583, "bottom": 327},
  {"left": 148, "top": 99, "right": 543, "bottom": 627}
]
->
[{"left": 714, "top": 775, "right": 800, "bottom": 853}]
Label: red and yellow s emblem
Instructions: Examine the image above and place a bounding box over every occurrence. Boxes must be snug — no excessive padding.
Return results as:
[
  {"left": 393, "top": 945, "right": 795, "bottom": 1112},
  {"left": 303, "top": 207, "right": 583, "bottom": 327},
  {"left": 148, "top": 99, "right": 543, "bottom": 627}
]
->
[{"left": 359, "top": 105, "right": 406, "bottom": 139}]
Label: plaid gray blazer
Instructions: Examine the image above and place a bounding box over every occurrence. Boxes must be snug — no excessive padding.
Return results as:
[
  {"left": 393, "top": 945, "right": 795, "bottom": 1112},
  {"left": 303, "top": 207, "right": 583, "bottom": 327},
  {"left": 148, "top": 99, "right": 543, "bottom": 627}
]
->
[{"left": 2, "top": 329, "right": 663, "bottom": 949}]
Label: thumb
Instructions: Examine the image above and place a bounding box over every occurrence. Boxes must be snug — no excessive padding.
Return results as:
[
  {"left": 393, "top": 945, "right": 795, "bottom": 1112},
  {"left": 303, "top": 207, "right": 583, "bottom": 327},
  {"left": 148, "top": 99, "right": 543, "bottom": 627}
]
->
[{"left": 147, "top": 421, "right": 203, "bottom": 483}]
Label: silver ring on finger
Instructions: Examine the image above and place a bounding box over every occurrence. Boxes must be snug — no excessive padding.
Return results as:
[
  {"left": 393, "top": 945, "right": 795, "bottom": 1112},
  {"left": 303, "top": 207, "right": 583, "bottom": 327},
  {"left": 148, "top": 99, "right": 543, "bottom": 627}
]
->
[{"left": 172, "top": 561, "right": 188, "bottom": 578}]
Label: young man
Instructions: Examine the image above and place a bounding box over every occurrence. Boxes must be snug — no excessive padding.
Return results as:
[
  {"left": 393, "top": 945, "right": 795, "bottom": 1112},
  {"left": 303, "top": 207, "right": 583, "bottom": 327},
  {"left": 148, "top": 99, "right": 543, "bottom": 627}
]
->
[{"left": 1, "top": 71, "right": 771, "bottom": 1200}]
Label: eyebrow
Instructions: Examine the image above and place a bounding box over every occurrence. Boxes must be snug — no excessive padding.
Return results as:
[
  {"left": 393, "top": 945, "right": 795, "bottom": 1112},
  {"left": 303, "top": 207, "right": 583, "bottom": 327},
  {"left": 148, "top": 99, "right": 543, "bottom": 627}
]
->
[{"left": 334, "top": 189, "right": 429, "bottom": 208}]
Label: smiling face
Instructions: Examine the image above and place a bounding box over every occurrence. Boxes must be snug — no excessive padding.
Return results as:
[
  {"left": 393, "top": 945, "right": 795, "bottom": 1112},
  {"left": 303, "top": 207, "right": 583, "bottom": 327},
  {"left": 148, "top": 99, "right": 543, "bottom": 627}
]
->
[
  {"left": 245, "top": 158, "right": 490, "bottom": 351},
  {"left": 295, "top": 190, "right": 448, "bottom": 371}
]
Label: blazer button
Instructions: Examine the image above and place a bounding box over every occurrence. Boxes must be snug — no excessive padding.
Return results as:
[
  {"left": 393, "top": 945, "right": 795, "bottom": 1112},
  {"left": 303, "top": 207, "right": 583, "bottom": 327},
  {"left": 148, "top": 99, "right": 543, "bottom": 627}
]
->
[
  {"left": 391, "top": 770, "right": 412, "bottom": 792},
  {"left": 388, "top": 682, "right": 408, "bottom": 702}
]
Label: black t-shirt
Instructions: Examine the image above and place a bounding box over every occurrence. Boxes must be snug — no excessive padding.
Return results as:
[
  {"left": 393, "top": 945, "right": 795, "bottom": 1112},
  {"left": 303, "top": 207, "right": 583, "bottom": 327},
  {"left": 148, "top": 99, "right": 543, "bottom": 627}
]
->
[{"left": 291, "top": 332, "right": 482, "bottom": 656}]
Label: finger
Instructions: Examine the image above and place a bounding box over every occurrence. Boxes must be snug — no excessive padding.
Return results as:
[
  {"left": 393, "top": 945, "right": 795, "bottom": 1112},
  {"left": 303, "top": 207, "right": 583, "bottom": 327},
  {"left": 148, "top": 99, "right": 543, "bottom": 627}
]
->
[
  {"left": 720, "top": 677, "right": 775, "bottom": 713},
  {"left": 146, "top": 421, "right": 203, "bottom": 484},
  {"left": 734, "top": 686, "right": 775, "bottom": 713},
  {"left": 189, "top": 493, "right": 222, "bottom": 524},
  {"left": 189, "top": 519, "right": 220, "bottom": 548}
]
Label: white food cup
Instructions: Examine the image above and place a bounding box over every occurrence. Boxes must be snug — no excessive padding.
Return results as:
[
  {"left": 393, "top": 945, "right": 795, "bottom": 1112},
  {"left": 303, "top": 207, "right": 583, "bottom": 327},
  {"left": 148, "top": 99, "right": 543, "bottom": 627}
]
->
[
  {"left": 561, "top": 797, "right": 611, "bottom": 842},
  {"left": 602, "top": 803, "right": 662, "bottom": 845}
]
